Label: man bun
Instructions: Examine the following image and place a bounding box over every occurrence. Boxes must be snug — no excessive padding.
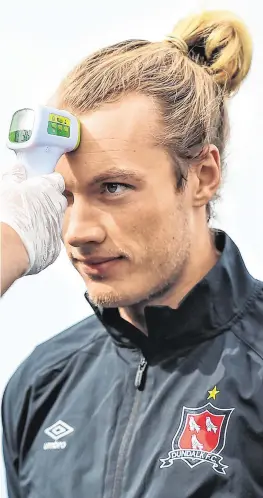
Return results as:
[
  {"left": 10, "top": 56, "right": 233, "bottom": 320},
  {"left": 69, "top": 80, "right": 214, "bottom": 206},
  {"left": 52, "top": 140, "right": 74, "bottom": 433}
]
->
[{"left": 168, "top": 10, "right": 253, "bottom": 95}]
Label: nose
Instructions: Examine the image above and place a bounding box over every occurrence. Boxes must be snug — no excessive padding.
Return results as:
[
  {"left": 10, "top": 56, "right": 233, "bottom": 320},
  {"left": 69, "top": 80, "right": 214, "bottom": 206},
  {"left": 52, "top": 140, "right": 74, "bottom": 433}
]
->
[{"left": 64, "top": 198, "right": 107, "bottom": 248}]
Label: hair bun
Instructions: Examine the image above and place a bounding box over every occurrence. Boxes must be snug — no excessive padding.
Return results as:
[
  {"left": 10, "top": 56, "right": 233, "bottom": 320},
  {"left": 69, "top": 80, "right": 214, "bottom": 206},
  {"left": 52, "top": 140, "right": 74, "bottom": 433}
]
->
[{"left": 169, "top": 10, "right": 253, "bottom": 95}]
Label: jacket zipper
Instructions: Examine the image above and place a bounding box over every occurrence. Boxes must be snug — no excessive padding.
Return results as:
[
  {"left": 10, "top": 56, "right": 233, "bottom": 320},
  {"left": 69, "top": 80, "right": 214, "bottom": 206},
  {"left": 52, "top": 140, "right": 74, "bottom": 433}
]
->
[
  {"left": 134, "top": 356, "right": 148, "bottom": 389},
  {"left": 111, "top": 355, "right": 148, "bottom": 498}
]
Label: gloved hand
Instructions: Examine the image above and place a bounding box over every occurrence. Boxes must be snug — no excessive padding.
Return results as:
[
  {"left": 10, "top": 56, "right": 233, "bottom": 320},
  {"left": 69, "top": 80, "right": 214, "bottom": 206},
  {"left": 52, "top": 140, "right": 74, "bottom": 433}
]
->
[{"left": 0, "top": 164, "right": 68, "bottom": 276}]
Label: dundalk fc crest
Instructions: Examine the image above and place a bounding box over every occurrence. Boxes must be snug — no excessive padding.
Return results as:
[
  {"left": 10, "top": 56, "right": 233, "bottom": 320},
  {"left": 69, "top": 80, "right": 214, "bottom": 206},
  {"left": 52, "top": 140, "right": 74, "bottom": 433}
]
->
[{"left": 160, "top": 403, "right": 234, "bottom": 475}]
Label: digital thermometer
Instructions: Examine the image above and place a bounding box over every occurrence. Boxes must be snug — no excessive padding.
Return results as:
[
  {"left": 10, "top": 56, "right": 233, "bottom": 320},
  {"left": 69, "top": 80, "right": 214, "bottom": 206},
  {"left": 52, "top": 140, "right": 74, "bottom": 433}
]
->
[{"left": 7, "top": 106, "right": 80, "bottom": 177}]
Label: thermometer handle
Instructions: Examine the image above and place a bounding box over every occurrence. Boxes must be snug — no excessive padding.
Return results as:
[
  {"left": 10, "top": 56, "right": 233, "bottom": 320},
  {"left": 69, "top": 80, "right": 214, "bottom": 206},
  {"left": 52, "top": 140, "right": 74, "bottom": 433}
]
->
[{"left": 15, "top": 147, "right": 63, "bottom": 177}]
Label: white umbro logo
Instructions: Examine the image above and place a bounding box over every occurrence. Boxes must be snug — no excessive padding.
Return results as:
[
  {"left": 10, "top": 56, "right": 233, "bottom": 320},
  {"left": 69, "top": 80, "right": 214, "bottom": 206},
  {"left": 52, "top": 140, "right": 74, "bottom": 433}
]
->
[{"left": 43, "top": 420, "right": 74, "bottom": 450}]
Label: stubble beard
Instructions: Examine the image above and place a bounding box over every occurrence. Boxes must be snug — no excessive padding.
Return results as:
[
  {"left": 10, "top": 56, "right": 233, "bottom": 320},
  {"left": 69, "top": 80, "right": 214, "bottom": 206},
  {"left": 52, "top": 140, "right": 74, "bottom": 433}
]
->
[{"left": 87, "top": 230, "right": 191, "bottom": 310}]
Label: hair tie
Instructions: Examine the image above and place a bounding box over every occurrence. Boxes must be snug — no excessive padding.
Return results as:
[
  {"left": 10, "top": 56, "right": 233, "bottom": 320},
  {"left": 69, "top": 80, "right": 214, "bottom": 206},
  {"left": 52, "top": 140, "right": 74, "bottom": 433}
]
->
[{"left": 165, "top": 35, "right": 188, "bottom": 55}]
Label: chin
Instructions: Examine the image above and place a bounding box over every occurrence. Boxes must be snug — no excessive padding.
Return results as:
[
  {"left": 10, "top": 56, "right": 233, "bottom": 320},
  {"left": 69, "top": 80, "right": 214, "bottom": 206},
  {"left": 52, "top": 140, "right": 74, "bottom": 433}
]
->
[{"left": 85, "top": 280, "right": 143, "bottom": 308}]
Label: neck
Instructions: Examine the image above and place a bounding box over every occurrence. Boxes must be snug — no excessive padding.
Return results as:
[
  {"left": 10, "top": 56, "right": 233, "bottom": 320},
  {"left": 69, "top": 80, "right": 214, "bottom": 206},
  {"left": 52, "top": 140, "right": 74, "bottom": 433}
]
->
[{"left": 119, "top": 229, "right": 220, "bottom": 334}]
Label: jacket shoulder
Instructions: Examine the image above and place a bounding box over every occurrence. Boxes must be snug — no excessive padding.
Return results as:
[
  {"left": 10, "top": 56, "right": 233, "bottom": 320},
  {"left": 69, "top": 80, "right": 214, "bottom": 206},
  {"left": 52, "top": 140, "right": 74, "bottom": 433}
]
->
[
  {"left": 30, "top": 313, "right": 107, "bottom": 373},
  {"left": 233, "top": 279, "right": 263, "bottom": 360},
  {"left": 2, "top": 313, "right": 107, "bottom": 416}
]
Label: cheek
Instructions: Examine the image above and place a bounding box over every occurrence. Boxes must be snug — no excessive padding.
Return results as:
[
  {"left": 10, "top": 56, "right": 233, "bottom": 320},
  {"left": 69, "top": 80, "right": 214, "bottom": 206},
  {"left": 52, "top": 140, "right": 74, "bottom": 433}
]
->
[
  {"left": 125, "top": 204, "right": 174, "bottom": 251},
  {"left": 132, "top": 199, "right": 188, "bottom": 259},
  {"left": 137, "top": 197, "right": 176, "bottom": 233}
]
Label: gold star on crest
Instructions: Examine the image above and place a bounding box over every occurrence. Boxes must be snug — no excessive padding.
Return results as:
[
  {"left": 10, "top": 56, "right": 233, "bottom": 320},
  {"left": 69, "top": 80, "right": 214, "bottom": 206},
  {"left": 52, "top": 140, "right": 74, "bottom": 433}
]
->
[{"left": 207, "top": 386, "right": 220, "bottom": 400}]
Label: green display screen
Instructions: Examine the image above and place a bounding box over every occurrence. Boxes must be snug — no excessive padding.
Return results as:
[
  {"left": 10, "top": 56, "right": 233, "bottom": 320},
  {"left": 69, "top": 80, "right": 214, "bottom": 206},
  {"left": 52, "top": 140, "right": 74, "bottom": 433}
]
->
[
  {"left": 9, "top": 129, "right": 32, "bottom": 143},
  {"left": 9, "top": 109, "right": 34, "bottom": 143}
]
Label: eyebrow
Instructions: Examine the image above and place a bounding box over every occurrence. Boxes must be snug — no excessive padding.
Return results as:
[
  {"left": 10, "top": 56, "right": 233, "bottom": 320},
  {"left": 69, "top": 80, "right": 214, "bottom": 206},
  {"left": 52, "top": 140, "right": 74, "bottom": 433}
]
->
[{"left": 91, "top": 167, "right": 145, "bottom": 185}]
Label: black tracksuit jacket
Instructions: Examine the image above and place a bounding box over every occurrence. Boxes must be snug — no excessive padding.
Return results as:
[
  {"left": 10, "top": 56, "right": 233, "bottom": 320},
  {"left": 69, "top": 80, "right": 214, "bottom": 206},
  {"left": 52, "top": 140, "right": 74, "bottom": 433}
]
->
[{"left": 2, "top": 230, "right": 263, "bottom": 498}]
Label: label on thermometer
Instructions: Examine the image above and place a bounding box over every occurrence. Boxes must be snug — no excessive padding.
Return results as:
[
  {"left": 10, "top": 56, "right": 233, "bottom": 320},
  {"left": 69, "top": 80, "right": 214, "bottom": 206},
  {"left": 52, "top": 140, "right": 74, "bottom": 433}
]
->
[{"left": 47, "top": 113, "right": 71, "bottom": 138}]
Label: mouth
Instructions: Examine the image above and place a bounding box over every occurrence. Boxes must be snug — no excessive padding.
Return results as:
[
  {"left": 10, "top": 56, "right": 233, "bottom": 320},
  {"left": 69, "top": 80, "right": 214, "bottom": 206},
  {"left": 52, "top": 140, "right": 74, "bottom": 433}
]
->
[{"left": 76, "top": 256, "right": 124, "bottom": 275}]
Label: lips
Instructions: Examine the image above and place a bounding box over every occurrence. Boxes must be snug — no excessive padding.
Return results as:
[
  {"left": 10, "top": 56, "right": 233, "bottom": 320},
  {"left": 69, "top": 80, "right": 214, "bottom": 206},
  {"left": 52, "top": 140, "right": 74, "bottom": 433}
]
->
[
  {"left": 76, "top": 256, "right": 124, "bottom": 275},
  {"left": 78, "top": 257, "right": 121, "bottom": 265}
]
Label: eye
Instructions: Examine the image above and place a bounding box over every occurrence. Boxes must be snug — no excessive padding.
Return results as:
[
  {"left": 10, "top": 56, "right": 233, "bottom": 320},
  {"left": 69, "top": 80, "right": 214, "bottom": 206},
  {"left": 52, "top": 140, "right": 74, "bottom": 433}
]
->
[{"left": 102, "top": 183, "right": 132, "bottom": 196}]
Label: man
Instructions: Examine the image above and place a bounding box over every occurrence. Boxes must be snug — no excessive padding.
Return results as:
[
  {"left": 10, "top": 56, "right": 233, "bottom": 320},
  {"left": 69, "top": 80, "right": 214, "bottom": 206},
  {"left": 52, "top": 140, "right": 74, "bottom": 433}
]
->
[{"left": 2, "top": 9, "right": 263, "bottom": 498}]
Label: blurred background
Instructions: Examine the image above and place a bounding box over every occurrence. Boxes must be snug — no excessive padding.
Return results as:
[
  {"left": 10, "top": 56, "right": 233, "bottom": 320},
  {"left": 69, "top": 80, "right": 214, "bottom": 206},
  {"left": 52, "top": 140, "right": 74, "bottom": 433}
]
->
[{"left": 1, "top": 0, "right": 262, "bottom": 495}]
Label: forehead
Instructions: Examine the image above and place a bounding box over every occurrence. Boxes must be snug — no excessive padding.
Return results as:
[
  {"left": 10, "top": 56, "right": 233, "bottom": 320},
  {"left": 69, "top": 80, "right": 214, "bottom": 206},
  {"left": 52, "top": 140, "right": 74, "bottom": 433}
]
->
[
  {"left": 80, "top": 93, "right": 159, "bottom": 145},
  {"left": 56, "top": 93, "right": 165, "bottom": 181}
]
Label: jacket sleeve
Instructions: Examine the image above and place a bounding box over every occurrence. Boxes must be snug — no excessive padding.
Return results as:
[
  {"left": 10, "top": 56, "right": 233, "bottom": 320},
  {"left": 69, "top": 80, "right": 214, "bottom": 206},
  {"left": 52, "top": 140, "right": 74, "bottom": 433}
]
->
[
  {"left": 2, "top": 382, "right": 21, "bottom": 498},
  {"left": 1, "top": 355, "right": 34, "bottom": 498}
]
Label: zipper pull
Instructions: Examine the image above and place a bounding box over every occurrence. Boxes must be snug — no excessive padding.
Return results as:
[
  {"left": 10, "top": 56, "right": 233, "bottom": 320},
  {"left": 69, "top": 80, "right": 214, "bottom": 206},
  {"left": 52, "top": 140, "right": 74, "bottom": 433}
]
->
[{"left": 135, "top": 356, "right": 148, "bottom": 389}]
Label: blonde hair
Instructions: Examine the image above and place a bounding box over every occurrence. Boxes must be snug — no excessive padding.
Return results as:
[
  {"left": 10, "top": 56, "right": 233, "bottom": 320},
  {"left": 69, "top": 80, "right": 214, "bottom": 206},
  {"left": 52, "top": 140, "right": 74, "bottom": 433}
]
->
[{"left": 57, "top": 10, "right": 252, "bottom": 219}]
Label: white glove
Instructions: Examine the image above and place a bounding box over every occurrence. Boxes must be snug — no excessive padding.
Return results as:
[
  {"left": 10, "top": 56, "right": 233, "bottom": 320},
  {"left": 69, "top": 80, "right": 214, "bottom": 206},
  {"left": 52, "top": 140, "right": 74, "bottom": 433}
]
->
[{"left": 0, "top": 164, "right": 68, "bottom": 276}]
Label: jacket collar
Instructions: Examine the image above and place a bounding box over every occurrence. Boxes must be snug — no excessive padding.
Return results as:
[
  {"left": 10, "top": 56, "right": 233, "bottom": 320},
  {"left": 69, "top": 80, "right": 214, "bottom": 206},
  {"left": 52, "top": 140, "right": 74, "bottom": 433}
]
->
[{"left": 84, "top": 230, "right": 256, "bottom": 359}]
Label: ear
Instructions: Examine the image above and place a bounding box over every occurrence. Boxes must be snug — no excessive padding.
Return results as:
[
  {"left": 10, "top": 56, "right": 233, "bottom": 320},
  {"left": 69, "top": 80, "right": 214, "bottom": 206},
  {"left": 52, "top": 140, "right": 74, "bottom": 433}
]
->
[{"left": 192, "top": 145, "right": 221, "bottom": 207}]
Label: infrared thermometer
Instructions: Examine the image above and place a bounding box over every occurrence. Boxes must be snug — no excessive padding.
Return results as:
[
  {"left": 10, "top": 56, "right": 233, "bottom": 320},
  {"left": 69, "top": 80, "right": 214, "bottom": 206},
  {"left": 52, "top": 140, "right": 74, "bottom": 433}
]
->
[{"left": 7, "top": 106, "right": 80, "bottom": 177}]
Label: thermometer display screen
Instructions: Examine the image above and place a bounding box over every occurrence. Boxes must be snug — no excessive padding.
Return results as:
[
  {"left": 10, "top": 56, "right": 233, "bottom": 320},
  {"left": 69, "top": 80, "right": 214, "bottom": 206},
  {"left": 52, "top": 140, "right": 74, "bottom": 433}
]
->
[{"left": 9, "top": 109, "right": 34, "bottom": 143}]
